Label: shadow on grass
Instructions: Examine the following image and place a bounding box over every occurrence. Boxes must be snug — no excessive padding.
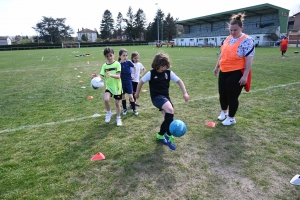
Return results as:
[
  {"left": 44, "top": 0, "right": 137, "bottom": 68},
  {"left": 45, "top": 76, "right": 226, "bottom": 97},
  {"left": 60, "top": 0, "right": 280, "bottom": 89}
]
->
[
  {"left": 109, "top": 141, "right": 177, "bottom": 197},
  {"left": 205, "top": 121, "right": 246, "bottom": 170},
  {"left": 202, "top": 121, "right": 262, "bottom": 199},
  {"left": 50, "top": 114, "right": 176, "bottom": 198}
]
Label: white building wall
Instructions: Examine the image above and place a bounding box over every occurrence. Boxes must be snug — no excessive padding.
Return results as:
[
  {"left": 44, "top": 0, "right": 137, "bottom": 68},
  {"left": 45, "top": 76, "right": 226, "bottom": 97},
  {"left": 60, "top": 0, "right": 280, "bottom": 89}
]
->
[
  {"left": 175, "top": 34, "right": 267, "bottom": 47},
  {"left": 77, "top": 32, "right": 97, "bottom": 42},
  {"left": 0, "top": 38, "right": 11, "bottom": 45}
]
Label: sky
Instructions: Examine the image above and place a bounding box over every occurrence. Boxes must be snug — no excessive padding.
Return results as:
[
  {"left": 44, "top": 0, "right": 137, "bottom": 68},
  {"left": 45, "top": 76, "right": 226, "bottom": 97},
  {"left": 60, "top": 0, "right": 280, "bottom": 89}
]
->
[{"left": 0, "top": 0, "right": 299, "bottom": 37}]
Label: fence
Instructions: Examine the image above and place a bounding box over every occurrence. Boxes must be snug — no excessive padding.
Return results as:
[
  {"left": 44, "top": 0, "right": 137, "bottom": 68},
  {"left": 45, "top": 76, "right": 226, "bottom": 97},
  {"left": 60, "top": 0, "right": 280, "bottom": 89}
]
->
[{"left": 0, "top": 42, "right": 148, "bottom": 51}]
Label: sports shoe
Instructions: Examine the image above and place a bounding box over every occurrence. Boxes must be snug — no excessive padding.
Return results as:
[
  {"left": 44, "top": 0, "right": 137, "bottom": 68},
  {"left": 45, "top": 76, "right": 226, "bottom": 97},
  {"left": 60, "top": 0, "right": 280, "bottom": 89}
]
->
[
  {"left": 222, "top": 117, "right": 236, "bottom": 126},
  {"left": 164, "top": 134, "right": 176, "bottom": 150},
  {"left": 122, "top": 109, "right": 127, "bottom": 115},
  {"left": 133, "top": 110, "right": 138, "bottom": 116},
  {"left": 116, "top": 117, "right": 122, "bottom": 126},
  {"left": 156, "top": 134, "right": 167, "bottom": 145},
  {"left": 105, "top": 112, "right": 112, "bottom": 123},
  {"left": 218, "top": 111, "right": 228, "bottom": 121}
]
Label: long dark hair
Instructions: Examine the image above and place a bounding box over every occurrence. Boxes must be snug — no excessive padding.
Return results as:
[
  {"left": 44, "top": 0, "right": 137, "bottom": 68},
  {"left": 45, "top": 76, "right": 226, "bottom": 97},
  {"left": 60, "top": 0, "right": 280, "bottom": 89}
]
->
[{"left": 118, "top": 48, "right": 128, "bottom": 62}]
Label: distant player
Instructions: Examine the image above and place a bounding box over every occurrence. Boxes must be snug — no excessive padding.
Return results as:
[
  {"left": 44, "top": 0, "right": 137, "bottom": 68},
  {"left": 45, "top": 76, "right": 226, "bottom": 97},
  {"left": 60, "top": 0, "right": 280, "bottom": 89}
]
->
[{"left": 280, "top": 36, "right": 289, "bottom": 56}]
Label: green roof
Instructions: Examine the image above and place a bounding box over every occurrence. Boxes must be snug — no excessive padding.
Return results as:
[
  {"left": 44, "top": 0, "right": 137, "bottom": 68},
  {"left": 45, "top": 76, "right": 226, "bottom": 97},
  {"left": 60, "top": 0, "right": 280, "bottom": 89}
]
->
[{"left": 177, "top": 3, "right": 290, "bottom": 26}]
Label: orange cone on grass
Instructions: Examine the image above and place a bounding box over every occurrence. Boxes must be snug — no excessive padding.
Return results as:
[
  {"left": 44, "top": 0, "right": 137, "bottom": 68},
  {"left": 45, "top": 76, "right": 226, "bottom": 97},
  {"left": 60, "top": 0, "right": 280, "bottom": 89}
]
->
[
  {"left": 91, "top": 152, "right": 106, "bottom": 161},
  {"left": 205, "top": 122, "right": 216, "bottom": 127}
]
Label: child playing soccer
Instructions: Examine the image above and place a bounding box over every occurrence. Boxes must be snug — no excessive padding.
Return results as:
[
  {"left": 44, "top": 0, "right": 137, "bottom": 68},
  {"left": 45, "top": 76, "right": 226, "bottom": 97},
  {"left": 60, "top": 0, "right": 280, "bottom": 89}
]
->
[
  {"left": 118, "top": 49, "right": 138, "bottom": 116},
  {"left": 135, "top": 53, "right": 190, "bottom": 150},
  {"left": 131, "top": 51, "right": 146, "bottom": 106},
  {"left": 91, "top": 47, "right": 123, "bottom": 126}
]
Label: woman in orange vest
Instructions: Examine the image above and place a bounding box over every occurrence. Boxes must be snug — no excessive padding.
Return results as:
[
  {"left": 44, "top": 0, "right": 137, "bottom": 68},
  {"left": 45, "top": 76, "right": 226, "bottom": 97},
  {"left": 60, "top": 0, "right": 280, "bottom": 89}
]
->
[
  {"left": 213, "top": 13, "right": 255, "bottom": 126},
  {"left": 280, "top": 37, "right": 288, "bottom": 56}
]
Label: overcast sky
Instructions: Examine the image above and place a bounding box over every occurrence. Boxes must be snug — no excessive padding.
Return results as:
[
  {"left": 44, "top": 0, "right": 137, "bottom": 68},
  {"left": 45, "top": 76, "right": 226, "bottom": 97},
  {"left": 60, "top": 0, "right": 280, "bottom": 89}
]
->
[{"left": 0, "top": 0, "right": 299, "bottom": 37}]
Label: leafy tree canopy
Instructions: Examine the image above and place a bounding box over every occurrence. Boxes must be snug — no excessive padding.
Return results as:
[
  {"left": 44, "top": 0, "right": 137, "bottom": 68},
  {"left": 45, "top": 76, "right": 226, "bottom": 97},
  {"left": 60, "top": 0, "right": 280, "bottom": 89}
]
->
[
  {"left": 32, "top": 16, "right": 74, "bottom": 43},
  {"left": 100, "top": 10, "right": 114, "bottom": 40}
]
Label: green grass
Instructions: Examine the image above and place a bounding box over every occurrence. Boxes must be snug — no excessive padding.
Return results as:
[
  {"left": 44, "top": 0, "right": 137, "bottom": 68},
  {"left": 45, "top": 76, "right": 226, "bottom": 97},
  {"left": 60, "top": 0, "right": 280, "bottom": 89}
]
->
[{"left": 0, "top": 46, "right": 300, "bottom": 199}]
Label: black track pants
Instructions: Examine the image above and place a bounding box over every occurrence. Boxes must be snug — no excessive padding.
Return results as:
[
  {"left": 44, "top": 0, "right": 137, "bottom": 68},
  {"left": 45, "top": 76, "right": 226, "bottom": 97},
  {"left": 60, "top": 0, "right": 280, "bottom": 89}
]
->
[{"left": 218, "top": 70, "right": 244, "bottom": 117}]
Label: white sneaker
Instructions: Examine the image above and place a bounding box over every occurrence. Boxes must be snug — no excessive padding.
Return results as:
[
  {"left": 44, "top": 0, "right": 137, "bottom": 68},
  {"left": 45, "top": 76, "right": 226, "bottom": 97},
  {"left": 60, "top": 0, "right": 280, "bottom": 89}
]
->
[
  {"left": 116, "top": 117, "right": 122, "bottom": 126},
  {"left": 218, "top": 111, "right": 228, "bottom": 120},
  {"left": 133, "top": 110, "right": 138, "bottom": 116},
  {"left": 105, "top": 112, "right": 112, "bottom": 123},
  {"left": 222, "top": 117, "right": 236, "bottom": 126},
  {"left": 122, "top": 109, "right": 127, "bottom": 115}
]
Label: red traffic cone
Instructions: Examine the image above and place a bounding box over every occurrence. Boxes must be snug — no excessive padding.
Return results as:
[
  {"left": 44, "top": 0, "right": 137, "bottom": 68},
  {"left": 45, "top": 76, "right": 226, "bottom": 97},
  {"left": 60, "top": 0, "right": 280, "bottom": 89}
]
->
[
  {"left": 91, "top": 152, "right": 105, "bottom": 161},
  {"left": 205, "top": 122, "right": 216, "bottom": 127}
]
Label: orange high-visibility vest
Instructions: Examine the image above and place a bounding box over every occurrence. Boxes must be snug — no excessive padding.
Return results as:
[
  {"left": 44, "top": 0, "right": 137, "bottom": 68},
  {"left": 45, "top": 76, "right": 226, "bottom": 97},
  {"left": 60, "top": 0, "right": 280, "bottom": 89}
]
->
[
  {"left": 281, "top": 39, "right": 288, "bottom": 45},
  {"left": 219, "top": 34, "right": 247, "bottom": 72}
]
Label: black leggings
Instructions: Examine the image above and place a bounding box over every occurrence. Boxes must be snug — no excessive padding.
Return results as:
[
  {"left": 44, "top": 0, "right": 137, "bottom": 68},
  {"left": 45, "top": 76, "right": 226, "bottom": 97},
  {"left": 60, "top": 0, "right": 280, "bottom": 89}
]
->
[
  {"left": 281, "top": 50, "right": 286, "bottom": 56},
  {"left": 218, "top": 70, "right": 244, "bottom": 117}
]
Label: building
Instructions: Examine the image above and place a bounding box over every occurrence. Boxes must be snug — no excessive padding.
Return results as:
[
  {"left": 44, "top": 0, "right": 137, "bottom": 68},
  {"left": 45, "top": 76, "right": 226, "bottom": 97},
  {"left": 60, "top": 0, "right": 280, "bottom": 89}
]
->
[
  {"left": 77, "top": 28, "right": 97, "bottom": 42},
  {"left": 0, "top": 37, "right": 12, "bottom": 45},
  {"left": 288, "top": 12, "right": 300, "bottom": 47},
  {"left": 174, "top": 3, "right": 290, "bottom": 47}
]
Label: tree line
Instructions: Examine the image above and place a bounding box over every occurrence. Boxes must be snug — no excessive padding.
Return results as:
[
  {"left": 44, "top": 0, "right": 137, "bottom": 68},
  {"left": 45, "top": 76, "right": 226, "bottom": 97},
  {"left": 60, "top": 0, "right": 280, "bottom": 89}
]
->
[{"left": 31, "top": 6, "right": 184, "bottom": 43}]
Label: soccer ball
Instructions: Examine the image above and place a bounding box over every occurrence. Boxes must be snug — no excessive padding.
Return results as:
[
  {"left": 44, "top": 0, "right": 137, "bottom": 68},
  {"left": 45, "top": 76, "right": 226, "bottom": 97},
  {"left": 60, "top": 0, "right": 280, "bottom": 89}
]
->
[
  {"left": 91, "top": 77, "right": 104, "bottom": 89},
  {"left": 169, "top": 120, "right": 187, "bottom": 137}
]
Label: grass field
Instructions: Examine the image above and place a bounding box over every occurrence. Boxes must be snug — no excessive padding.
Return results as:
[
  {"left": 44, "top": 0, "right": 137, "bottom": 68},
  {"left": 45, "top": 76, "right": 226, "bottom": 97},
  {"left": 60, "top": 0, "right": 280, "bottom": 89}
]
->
[{"left": 0, "top": 45, "right": 300, "bottom": 199}]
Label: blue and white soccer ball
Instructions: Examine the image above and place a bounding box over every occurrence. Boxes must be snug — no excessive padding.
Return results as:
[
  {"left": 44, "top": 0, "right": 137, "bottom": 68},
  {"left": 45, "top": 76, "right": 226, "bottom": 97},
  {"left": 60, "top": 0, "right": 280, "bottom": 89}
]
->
[
  {"left": 91, "top": 77, "right": 104, "bottom": 89},
  {"left": 169, "top": 120, "right": 187, "bottom": 137}
]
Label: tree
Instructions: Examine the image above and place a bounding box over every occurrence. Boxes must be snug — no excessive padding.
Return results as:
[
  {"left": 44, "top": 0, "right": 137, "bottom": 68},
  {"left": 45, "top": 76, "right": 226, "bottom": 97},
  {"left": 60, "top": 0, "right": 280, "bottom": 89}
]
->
[
  {"left": 164, "top": 13, "right": 176, "bottom": 41},
  {"left": 100, "top": 10, "right": 114, "bottom": 40},
  {"left": 133, "top": 8, "right": 147, "bottom": 40},
  {"left": 112, "top": 28, "right": 118, "bottom": 40},
  {"left": 146, "top": 22, "right": 154, "bottom": 41},
  {"left": 94, "top": 28, "right": 100, "bottom": 38},
  {"left": 116, "top": 12, "right": 123, "bottom": 39},
  {"left": 14, "top": 35, "right": 22, "bottom": 43},
  {"left": 124, "top": 6, "right": 134, "bottom": 40},
  {"left": 32, "top": 16, "right": 74, "bottom": 43},
  {"left": 146, "top": 9, "right": 164, "bottom": 42},
  {"left": 81, "top": 34, "right": 88, "bottom": 42}
]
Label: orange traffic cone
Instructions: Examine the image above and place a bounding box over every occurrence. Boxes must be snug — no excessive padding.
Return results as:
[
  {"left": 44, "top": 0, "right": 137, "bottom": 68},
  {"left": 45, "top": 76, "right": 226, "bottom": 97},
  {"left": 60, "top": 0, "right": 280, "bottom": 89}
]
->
[
  {"left": 205, "top": 122, "right": 216, "bottom": 127},
  {"left": 91, "top": 152, "right": 105, "bottom": 161}
]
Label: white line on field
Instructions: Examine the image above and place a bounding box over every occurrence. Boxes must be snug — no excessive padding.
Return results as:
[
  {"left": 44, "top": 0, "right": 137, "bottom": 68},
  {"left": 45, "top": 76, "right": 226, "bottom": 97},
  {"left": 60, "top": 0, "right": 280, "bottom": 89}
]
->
[
  {"left": 1, "top": 81, "right": 300, "bottom": 134},
  {"left": 0, "top": 116, "right": 92, "bottom": 134},
  {"left": 247, "top": 81, "right": 300, "bottom": 92}
]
